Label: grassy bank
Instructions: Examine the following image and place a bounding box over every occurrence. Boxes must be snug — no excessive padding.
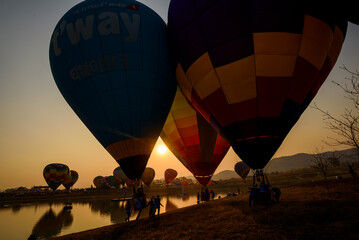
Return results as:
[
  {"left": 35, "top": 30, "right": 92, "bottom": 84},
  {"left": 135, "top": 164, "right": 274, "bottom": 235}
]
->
[{"left": 49, "top": 178, "right": 359, "bottom": 240}]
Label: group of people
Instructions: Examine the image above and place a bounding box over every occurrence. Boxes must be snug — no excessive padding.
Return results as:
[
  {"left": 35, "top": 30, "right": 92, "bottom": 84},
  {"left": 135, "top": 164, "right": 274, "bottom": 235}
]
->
[
  {"left": 125, "top": 187, "right": 163, "bottom": 222},
  {"left": 249, "top": 181, "right": 281, "bottom": 207},
  {"left": 197, "top": 187, "right": 215, "bottom": 203}
]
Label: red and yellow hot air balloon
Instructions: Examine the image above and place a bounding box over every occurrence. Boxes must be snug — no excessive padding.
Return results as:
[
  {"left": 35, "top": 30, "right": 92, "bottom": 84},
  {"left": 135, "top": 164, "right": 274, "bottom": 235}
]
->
[
  {"left": 164, "top": 168, "right": 177, "bottom": 184},
  {"left": 168, "top": 0, "right": 347, "bottom": 170},
  {"left": 62, "top": 170, "right": 79, "bottom": 190},
  {"left": 43, "top": 163, "right": 70, "bottom": 191},
  {"left": 161, "top": 88, "right": 230, "bottom": 185}
]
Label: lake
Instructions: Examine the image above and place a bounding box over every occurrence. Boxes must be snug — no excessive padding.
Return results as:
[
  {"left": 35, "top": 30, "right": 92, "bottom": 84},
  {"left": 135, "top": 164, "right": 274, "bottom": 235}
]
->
[{"left": 0, "top": 191, "right": 229, "bottom": 239}]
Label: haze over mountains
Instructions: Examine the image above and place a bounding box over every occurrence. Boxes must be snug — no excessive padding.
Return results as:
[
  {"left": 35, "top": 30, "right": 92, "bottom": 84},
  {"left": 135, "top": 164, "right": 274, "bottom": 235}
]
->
[{"left": 211, "top": 148, "right": 359, "bottom": 181}]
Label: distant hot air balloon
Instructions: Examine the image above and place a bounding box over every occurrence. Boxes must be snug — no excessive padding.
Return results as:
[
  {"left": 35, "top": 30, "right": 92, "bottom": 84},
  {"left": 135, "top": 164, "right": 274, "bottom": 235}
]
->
[
  {"left": 49, "top": 0, "right": 176, "bottom": 180},
  {"left": 102, "top": 176, "right": 118, "bottom": 189},
  {"left": 43, "top": 163, "right": 69, "bottom": 191},
  {"left": 93, "top": 176, "right": 103, "bottom": 188},
  {"left": 180, "top": 180, "right": 189, "bottom": 186},
  {"left": 168, "top": 1, "right": 347, "bottom": 170},
  {"left": 141, "top": 167, "right": 155, "bottom": 187},
  {"left": 234, "top": 162, "right": 250, "bottom": 180},
  {"left": 164, "top": 168, "right": 177, "bottom": 184},
  {"left": 113, "top": 167, "right": 128, "bottom": 185},
  {"left": 62, "top": 170, "right": 79, "bottom": 190},
  {"left": 161, "top": 88, "right": 230, "bottom": 185}
]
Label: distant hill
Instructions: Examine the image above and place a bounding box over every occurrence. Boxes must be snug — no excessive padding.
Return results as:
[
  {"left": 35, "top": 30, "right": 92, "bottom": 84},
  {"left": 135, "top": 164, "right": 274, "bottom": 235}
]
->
[{"left": 211, "top": 148, "right": 359, "bottom": 181}]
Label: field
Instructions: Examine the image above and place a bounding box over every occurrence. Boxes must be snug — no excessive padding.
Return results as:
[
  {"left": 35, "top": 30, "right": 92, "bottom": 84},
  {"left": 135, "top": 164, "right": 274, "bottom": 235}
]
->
[{"left": 45, "top": 168, "right": 359, "bottom": 240}]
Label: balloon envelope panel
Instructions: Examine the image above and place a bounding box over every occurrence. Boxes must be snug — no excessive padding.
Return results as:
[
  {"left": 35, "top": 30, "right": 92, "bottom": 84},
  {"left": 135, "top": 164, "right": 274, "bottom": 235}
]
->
[
  {"left": 50, "top": 0, "right": 176, "bottom": 179},
  {"left": 43, "top": 163, "right": 70, "bottom": 190},
  {"left": 168, "top": 0, "right": 347, "bottom": 169},
  {"left": 161, "top": 88, "right": 230, "bottom": 185}
]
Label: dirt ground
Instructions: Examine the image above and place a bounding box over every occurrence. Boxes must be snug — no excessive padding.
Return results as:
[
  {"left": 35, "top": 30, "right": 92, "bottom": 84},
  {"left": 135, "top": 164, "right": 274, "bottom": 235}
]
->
[{"left": 48, "top": 178, "right": 359, "bottom": 240}]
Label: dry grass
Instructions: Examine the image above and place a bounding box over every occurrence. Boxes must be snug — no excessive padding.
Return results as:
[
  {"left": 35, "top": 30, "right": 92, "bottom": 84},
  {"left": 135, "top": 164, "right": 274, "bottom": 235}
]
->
[{"left": 49, "top": 178, "right": 359, "bottom": 240}]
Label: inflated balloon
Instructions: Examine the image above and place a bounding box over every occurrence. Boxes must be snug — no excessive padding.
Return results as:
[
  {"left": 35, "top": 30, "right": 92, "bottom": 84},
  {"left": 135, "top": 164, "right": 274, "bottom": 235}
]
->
[
  {"left": 93, "top": 176, "right": 103, "bottom": 188},
  {"left": 43, "top": 163, "right": 70, "bottom": 191},
  {"left": 234, "top": 162, "right": 250, "bottom": 180},
  {"left": 168, "top": 0, "right": 347, "bottom": 169},
  {"left": 102, "top": 176, "right": 118, "bottom": 189},
  {"left": 49, "top": 0, "right": 176, "bottom": 179},
  {"left": 141, "top": 167, "right": 155, "bottom": 187},
  {"left": 164, "top": 168, "right": 177, "bottom": 184},
  {"left": 62, "top": 170, "right": 79, "bottom": 190},
  {"left": 113, "top": 167, "right": 128, "bottom": 185},
  {"left": 161, "top": 88, "right": 230, "bottom": 185}
]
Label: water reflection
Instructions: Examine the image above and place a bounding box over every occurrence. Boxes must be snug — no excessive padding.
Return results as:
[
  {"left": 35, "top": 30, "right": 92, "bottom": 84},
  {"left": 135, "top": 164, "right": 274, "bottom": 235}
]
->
[
  {"left": 165, "top": 197, "right": 178, "bottom": 212},
  {"left": 0, "top": 191, "right": 229, "bottom": 239},
  {"left": 31, "top": 208, "right": 73, "bottom": 239}
]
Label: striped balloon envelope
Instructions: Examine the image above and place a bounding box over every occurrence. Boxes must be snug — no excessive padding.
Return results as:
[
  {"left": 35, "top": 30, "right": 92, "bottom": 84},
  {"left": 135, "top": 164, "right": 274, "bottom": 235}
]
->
[
  {"left": 234, "top": 162, "right": 250, "bottom": 180},
  {"left": 164, "top": 168, "right": 178, "bottom": 184},
  {"left": 161, "top": 88, "right": 230, "bottom": 185},
  {"left": 43, "top": 163, "right": 70, "bottom": 191},
  {"left": 62, "top": 170, "right": 79, "bottom": 190},
  {"left": 168, "top": 0, "right": 347, "bottom": 169},
  {"left": 49, "top": 0, "right": 176, "bottom": 180}
]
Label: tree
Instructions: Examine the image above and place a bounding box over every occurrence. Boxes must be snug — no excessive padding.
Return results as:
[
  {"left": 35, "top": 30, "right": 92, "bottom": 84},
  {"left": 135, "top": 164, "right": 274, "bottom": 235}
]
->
[
  {"left": 312, "top": 66, "right": 359, "bottom": 156},
  {"left": 310, "top": 148, "right": 337, "bottom": 191}
]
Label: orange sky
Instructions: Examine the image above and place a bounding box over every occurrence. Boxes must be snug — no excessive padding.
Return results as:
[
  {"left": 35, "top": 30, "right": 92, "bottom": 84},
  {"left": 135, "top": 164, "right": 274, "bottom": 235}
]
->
[{"left": 0, "top": 1, "right": 358, "bottom": 190}]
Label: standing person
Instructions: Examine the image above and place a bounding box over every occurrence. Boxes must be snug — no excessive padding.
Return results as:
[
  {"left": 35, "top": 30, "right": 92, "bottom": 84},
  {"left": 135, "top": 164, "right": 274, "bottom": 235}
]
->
[
  {"left": 148, "top": 196, "right": 155, "bottom": 217},
  {"left": 273, "top": 187, "right": 281, "bottom": 203},
  {"left": 210, "top": 190, "right": 215, "bottom": 200},
  {"left": 125, "top": 199, "right": 131, "bottom": 222},
  {"left": 205, "top": 188, "right": 210, "bottom": 201},
  {"left": 154, "top": 195, "right": 163, "bottom": 216},
  {"left": 259, "top": 181, "right": 268, "bottom": 205},
  {"left": 197, "top": 192, "right": 200, "bottom": 204}
]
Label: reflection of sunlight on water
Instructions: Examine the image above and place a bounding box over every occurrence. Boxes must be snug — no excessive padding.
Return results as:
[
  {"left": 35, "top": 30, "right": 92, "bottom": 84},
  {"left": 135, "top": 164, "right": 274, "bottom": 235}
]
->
[{"left": 0, "top": 192, "right": 229, "bottom": 239}]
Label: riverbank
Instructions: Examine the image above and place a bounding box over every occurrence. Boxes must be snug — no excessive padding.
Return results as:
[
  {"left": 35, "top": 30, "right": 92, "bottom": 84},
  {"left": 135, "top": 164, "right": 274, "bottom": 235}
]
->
[{"left": 49, "top": 178, "right": 359, "bottom": 240}]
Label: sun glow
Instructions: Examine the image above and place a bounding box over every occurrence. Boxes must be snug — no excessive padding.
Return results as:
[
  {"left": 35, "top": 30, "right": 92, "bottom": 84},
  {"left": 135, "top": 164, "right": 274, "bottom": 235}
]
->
[{"left": 157, "top": 145, "right": 168, "bottom": 155}]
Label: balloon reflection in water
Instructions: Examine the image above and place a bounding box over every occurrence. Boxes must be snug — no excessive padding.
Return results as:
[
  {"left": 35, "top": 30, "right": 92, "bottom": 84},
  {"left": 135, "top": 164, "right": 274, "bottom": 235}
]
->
[
  {"left": 31, "top": 208, "right": 73, "bottom": 239},
  {"left": 165, "top": 197, "right": 178, "bottom": 212}
]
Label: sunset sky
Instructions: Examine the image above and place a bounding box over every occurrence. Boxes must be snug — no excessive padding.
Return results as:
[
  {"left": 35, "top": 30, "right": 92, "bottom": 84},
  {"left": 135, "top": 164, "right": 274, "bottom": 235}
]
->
[{"left": 0, "top": 0, "right": 358, "bottom": 190}]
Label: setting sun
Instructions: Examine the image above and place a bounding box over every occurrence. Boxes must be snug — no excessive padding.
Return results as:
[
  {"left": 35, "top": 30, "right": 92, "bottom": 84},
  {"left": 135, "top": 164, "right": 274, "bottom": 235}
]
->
[{"left": 157, "top": 145, "right": 168, "bottom": 155}]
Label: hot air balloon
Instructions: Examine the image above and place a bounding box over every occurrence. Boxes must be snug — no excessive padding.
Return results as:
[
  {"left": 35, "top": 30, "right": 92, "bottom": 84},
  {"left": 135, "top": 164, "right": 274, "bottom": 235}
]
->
[
  {"left": 93, "top": 176, "right": 103, "bottom": 188},
  {"left": 168, "top": 0, "right": 347, "bottom": 170},
  {"left": 43, "top": 163, "right": 69, "bottom": 191},
  {"left": 161, "top": 88, "right": 230, "bottom": 185},
  {"left": 164, "top": 168, "right": 177, "bottom": 184},
  {"left": 62, "top": 170, "right": 79, "bottom": 190},
  {"left": 49, "top": 0, "right": 176, "bottom": 180},
  {"left": 234, "top": 162, "right": 250, "bottom": 180},
  {"left": 141, "top": 167, "right": 155, "bottom": 187},
  {"left": 113, "top": 167, "right": 128, "bottom": 185},
  {"left": 102, "top": 176, "right": 118, "bottom": 189}
]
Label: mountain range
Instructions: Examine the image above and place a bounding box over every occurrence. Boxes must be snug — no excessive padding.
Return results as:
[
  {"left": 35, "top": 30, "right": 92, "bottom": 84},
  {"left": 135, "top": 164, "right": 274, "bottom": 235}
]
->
[{"left": 211, "top": 148, "right": 359, "bottom": 181}]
